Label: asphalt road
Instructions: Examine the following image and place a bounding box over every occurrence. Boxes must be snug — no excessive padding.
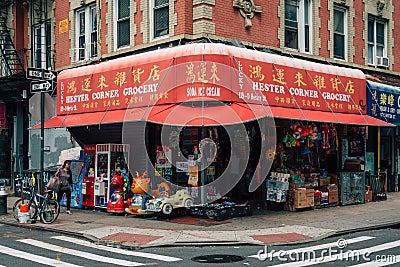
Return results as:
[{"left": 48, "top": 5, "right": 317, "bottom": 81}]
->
[{"left": 0, "top": 224, "right": 399, "bottom": 266}]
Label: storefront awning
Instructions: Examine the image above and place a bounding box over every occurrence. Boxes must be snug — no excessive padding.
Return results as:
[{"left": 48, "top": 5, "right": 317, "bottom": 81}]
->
[
  {"left": 35, "top": 43, "right": 394, "bottom": 129},
  {"left": 32, "top": 102, "right": 272, "bottom": 128},
  {"left": 33, "top": 103, "right": 393, "bottom": 129},
  {"left": 268, "top": 107, "right": 394, "bottom": 126}
]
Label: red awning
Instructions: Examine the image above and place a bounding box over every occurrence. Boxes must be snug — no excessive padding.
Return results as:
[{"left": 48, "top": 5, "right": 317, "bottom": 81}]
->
[
  {"left": 32, "top": 103, "right": 272, "bottom": 128},
  {"left": 33, "top": 104, "right": 393, "bottom": 129},
  {"left": 269, "top": 107, "right": 394, "bottom": 126}
]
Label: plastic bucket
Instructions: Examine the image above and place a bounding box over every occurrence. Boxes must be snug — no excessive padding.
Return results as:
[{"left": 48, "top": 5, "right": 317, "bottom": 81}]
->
[
  {"left": 19, "top": 203, "right": 29, "bottom": 213},
  {"left": 18, "top": 211, "right": 30, "bottom": 223}
]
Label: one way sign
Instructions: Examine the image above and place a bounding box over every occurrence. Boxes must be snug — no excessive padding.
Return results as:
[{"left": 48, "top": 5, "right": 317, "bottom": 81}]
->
[
  {"left": 26, "top": 67, "right": 56, "bottom": 80},
  {"left": 30, "top": 81, "right": 52, "bottom": 93}
]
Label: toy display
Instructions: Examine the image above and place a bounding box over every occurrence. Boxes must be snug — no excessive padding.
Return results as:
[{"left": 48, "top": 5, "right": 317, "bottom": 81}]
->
[
  {"left": 107, "top": 170, "right": 130, "bottom": 213},
  {"left": 125, "top": 171, "right": 152, "bottom": 215},
  {"left": 146, "top": 189, "right": 193, "bottom": 215}
]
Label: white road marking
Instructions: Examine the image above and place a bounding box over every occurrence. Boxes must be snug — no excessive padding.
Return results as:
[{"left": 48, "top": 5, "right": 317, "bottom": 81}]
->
[
  {"left": 350, "top": 255, "right": 400, "bottom": 266},
  {"left": 17, "top": 239, "right": 144, "bottom": 266},
  {"left": 267, "top": 240, "right": 400, "bottom": 267},
  {"left": 249, "top": 236, "right": 375, "bottom": 259},
  {"left": 0, "top": 244, "right": 81, "bottom": 267},
  {"left": 52, "top": 236, "right": 182, "bottom": 262}
]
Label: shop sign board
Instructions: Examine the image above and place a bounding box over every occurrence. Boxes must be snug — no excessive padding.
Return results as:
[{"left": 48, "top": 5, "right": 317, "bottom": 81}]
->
[
  {"left": 56, "top": 45, "right": 366, "bottom": 116},
  {"left": 367, "top": 80, "right": 400, "bottom": 124}
]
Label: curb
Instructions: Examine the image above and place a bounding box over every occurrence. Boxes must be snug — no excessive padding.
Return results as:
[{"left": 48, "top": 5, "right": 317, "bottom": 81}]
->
[
  {"left": 2, "top": 218, "right": 400, "bottom": 249},
  {"left": 331, "top": 221, "right": 400, "bottom": 237}
]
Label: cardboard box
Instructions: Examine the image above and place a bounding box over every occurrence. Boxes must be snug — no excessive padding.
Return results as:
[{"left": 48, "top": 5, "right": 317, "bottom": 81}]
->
[
  {"left": 328, "top": 189, "right": 339, "bottom": 203},
  {"left": 365, "top": 190, "right": 373, "bottom": 202},
  {"left": 319, "top": 177, "right": 331, "bottom": 187},
  {"left": 294, "top": 189, "right": 307, "bottom": 201}
]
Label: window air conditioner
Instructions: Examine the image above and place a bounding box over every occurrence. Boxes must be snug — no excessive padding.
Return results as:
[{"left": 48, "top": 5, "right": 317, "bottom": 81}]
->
[{"left": 376, "top": 56, "right": 389, "bottom": 68}]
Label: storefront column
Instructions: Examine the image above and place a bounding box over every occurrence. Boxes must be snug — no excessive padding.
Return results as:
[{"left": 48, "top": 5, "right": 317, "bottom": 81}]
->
[{"left": 378, "top": 126, "right": 381, "bottom": 172}]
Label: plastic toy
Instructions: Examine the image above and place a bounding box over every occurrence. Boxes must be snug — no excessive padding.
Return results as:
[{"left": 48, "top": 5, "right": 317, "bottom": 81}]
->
[
  {"left": 125, "top": 171, "right": 152, "bottom": 215},
  {"left": 146, "top": 189, "right": 193, "bottom": 215},
  {"left": 107, "top": 170, "right": 130, "bottom": 213}
]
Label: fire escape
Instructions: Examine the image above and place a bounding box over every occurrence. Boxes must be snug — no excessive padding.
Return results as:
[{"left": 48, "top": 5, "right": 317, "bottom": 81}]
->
[{"left": 0, "top": 0, "right": 25, "bottom": 79}]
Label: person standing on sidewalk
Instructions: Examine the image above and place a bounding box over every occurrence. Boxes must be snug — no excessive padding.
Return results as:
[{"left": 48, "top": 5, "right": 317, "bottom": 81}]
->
[{"left": 56, "top": 160, "right": 73, "bottom": 214}]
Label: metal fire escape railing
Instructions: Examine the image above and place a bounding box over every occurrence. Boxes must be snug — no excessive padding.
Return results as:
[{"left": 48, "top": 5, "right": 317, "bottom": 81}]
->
[{"left": 0, "top": 0, "right": 25, "bottom": 77}]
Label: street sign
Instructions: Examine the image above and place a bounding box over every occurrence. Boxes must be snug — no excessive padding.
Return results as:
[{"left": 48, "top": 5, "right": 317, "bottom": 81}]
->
[
  {"left": 26, "top": 67, "right": 56, "bottom": 80},
  {"left": 30, "top": 80, "right": 52, "bottom": 93}
]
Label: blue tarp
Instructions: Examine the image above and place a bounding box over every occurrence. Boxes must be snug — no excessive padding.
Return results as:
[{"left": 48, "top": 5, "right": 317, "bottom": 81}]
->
[{"left": 367, "top": 80, "right": 400, "bottom": 125}]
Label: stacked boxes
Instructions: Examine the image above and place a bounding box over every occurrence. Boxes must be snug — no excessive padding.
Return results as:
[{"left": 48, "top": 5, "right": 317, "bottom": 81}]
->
[
  {"left": 321, "top": 192, "right": 329, "bottom": 205},
  {"left": 287, "top": 189, "right": 315, "bottom": 210},
  {"left": 321, "top": 184, "right": 339, "bottom": 204}
]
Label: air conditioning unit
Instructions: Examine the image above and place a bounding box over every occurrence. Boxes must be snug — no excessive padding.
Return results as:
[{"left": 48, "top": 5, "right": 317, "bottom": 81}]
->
[{"left": 376, "top": 56, "right": 389, "bottom": 68}]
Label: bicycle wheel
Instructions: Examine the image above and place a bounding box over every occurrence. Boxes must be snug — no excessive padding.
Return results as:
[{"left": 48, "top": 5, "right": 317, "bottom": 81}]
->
[
  {"left": 12, "top": 198, "right": 38, "bottom": 220},
  {"left": 40, "top": 199, "right": 60, "bottom": 224}
]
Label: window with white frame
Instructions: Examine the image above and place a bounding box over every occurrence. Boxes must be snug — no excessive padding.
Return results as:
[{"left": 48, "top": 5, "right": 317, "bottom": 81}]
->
[
  {"left": 151, "top": 0, "right": 169, "bottom": 39},
  {"left": 368, "top": 16, "right": 387, "bottom": 66},
  {"left": 116, "top": 0, "right": 130, "bottom": 48},
  {"left": 75, "top": 5, "right": 97, "bottom": 62},
  {"left": 333, "top": 6, "right": 347, "bottom": 60},
  {"left": 33, "top": 21, "right": 51, "bottom": 69},
  {"left": 284, "top": 0, "right": 311, "bottom": 53}
]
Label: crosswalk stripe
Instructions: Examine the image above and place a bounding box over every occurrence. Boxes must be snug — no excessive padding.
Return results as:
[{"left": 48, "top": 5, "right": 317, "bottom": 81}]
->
[
  {"left": 268, "top": 240, "right": 400, "bottom": 267},
  {"left": 0, "top": 244, "right": 82, "bottom": 267},
  {"left": 249, "top": 236, "right": 375, "bottom": 259},
  {"left": 17, "top": 239, "right": 144, "bottom": 267},
  {"left": 52, "top": 236, "right": 182, "bottom": 262},
  {"left": 349, "top": 255, "right": 400, "bottom": 266}
]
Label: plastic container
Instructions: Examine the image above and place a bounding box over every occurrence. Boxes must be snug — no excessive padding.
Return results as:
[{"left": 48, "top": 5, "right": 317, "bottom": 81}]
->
[
  {"left": 18, "top": 211, "right": 30, "bottom": 223},
  {"left": 0, "top": 186, "right": 7, "bottom": 215}
]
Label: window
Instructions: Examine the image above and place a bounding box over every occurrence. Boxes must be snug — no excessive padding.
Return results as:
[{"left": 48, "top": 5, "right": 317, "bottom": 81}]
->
[
  {"left": 116, "top": 0, "right": 130, "bottom": 48},
  {"left": 151, "top": 0, "right": 169, "bottom": 39},
  {"left": 33, "top": 21, "right": 51, "bottom": 69},
  {"left": 333, "top": 6, "right": 347, "bottom": 60},
  {"left": 75, "top": 5, "right": 97, "bottom": 61},
  {"left": 284, "top": 0, "right": 311, "bottom": 53},
  {"left": 368, "top": 17, "right": 387, "bottom": 65}
]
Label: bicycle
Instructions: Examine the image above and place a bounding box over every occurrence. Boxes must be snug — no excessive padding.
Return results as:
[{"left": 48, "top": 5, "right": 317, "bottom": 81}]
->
[{"left": 13, "top": 174, "right": 60, "bottom": 224}]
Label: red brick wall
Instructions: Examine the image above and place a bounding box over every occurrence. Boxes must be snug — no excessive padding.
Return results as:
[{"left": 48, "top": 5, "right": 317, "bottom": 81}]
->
[
  {"left": 135, "top": 0, "right": 143, "bottom": 45},
  {"left": 353, "top": 0, "right": 365, "bottom": 64},
  {"left": 54, "top": 0, "right": 71, "bottom": 69},
  {"left": 318, "top": 1, "right": 329, "bottom": 58},
  {"left": 174, "top": 0, "right": 192, "bottom": 35},
  {"left": 213, "top": 1, "right": 280, "bottom": 47},
  {"left": 393, "top": 0, "right": 400, "bottom": 72},
  {"left": 100, "top": 0, "right": 109, "bottom": 55}
]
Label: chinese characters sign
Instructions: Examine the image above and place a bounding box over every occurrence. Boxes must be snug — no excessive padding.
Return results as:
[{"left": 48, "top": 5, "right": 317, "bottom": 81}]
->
[
  {"left": 57, "top": 49, "right": 366, "bottom": 116},
  {"left": 367, "top": 80, "right": 400, "bottom": 124}
]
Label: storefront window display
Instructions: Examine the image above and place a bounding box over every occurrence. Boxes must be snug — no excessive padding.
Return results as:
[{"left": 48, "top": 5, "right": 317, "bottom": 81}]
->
[
  {"left": 145, "top": 121, "right": 266, "bottom": 205},
  {"left": 268, "top": 119, "right": 342, "bottom": 211}
]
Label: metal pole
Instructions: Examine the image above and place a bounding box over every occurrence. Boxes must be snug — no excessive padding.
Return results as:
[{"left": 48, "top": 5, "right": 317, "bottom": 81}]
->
[{"left": 40, "top": 91, "right": 44, "bottom": 197}]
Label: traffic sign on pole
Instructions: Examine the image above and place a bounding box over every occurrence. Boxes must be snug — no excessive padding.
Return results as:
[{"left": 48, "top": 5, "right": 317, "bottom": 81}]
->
[
  {"left": 26, "top": 67, "right": 56, "bottom": 80},
  {"left": 30, "top": 80, "right": 52, "bottom": 93}
]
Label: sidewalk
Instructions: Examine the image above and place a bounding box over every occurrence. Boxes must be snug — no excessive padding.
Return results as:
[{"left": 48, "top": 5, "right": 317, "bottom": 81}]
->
[{"left": 1, "top": 192, "right": 400, "bottom": 248}]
